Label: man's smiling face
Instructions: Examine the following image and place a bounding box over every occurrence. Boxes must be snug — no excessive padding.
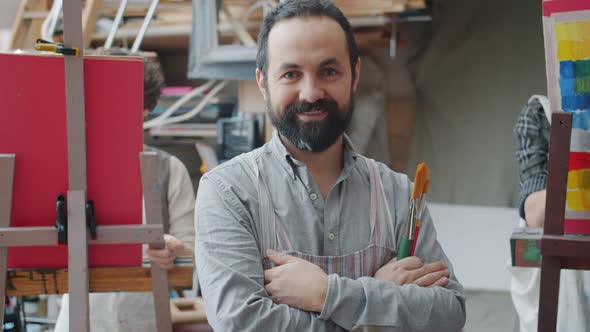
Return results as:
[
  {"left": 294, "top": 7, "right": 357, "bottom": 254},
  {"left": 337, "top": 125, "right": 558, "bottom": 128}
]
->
[{"left": 257, "top": 15, "right": 360, "bottom": 152}]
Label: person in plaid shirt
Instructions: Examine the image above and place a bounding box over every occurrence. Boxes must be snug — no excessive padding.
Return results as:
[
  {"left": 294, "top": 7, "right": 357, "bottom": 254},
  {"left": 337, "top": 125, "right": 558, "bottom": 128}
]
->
[
  {"left": 512, "top": 95, "right": 590, "bottom": 332},
  {"left": 515, "top": 96, "right": 550, "bottom": 227}
]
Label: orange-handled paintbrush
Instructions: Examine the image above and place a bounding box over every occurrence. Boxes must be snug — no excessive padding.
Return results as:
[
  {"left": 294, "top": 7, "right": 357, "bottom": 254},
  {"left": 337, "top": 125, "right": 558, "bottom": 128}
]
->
[
  {"left": 398, "top": 163, "right": 429, "bottom": 259},
  {"left": 411, "top": 178, "right": 430, "bottom": 256}
]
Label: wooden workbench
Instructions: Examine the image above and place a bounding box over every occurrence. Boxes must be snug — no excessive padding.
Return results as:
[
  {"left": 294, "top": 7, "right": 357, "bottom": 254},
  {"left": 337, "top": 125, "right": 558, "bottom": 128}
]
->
[{"left": 5, "top": 259, "right": 193, "bottom": 296}]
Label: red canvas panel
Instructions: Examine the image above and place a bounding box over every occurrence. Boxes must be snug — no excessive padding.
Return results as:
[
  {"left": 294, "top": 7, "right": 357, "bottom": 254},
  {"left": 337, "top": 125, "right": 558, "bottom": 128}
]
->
[{"left": 0, "top": 53, "right": 144, "bottom": 268}]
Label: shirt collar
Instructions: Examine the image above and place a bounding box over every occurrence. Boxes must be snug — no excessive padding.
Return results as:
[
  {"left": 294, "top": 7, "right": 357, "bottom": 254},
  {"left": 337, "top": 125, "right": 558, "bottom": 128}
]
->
[{"left": 268, "top": 130, "right": 359, "bottom": 180}]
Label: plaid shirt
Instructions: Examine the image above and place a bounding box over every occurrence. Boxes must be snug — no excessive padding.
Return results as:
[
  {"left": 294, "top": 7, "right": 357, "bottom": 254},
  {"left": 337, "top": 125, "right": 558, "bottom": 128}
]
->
[{"left": 515, "top": 98, "right": 550, "bottom": 219}]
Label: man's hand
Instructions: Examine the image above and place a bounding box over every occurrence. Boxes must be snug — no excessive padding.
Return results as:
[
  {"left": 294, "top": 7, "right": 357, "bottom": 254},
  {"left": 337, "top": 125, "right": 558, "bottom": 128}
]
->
[
  {"left": 263, "top": 249, "right": 328, "bottom": 313},
  {"left": 374, "top": 256, "right": 449, "bottom": 287},
  {"left": 147, "top": 234, "right": 187, "bottom": 270}
]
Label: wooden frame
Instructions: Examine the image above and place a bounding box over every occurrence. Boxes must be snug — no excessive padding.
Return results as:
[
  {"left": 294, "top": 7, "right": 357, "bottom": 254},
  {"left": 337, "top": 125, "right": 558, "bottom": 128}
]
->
[
  {"left": 188, "top": 0, "right": 258, "bottom": 80},
  {"left": 187, "top": 0, "right": 433, "bottom": 80}
]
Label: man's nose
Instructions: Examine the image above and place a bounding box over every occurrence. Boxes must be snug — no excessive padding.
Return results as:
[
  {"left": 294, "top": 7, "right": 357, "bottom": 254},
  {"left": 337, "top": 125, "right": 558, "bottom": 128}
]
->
[{"left": 299, "top": 77, "right": 324, "bottom": 104}]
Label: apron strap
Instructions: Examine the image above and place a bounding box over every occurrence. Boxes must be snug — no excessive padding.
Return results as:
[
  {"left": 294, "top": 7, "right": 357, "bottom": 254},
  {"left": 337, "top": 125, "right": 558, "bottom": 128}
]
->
[
  {"left": 238, "top": 153, "right": 257, "bottom": 181},
  {"left": 237, "top": 153, "right": 278, "bottom": 256},
  {"left": 364, "top": 157, "right": 395, "bottom": 248},
  {"left": 363, "top": 157, "right": 378, "bottom": 243}
]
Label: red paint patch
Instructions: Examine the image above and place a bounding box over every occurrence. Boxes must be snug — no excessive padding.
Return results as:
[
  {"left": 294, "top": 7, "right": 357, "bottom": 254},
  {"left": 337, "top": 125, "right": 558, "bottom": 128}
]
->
[
  {"left": 565, "top": 219, "right": 590, "bottom": 234},
  {"left": 543, "top": 0, "right": 590, "bottom": 17},
  {"left": 569, "top": 152, "right": 590, "bottom": 171}
]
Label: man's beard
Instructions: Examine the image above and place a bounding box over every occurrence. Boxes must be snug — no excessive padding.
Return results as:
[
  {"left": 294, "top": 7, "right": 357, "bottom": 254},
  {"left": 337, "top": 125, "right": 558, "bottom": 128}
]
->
[{"left": 266, "top": 93, "right": 354, "bottom": 153}]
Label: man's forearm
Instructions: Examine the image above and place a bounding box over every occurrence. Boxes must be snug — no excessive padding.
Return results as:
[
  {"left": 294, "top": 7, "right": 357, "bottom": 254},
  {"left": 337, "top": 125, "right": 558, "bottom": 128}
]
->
[
  {"left": 318, "top": 206, "right": 466, "bottom": 331},
  {"left": 319, "top": 274, "right": 465, "bottom": 331},
  {"left": 524, "top": 190, "right": 546, "bottom": 227},
  {"left": 197, "top": 257, "right": 345, "bottom": 331}
]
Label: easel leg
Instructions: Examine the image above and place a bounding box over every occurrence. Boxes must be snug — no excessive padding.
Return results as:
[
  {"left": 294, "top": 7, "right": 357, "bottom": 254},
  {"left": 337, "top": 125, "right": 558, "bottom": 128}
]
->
[
  {"left": 151, "top": 263, "right": 173, "bottom": 332},
  {"left": 538, "top": 256, "right": 561, "bottom": 332},
  {"left": 141, "top": 152, "right": 173, "bottom": 332},
  {"left": 68, "top": 190, "right": 90, "bottom": 332},
  {"left": 537, "top": 112, "right": 572, "bottom": 332},
  {"left": 0, "top": 155, "right": 15, "bottom": 325}
]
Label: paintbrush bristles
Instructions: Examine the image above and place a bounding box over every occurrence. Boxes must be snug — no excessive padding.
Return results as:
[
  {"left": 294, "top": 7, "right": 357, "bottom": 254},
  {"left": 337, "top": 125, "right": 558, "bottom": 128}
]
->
[{"left": 412, "top": 163, "right": 430, "bottom": 200}]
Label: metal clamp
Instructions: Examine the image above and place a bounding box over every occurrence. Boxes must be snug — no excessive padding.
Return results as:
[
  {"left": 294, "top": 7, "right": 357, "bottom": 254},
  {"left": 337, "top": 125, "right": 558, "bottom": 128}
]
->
[
  {"left": 35, "top": 39, "right": 80, "bottom": 57},
  {"left": 55, "top": 195, "right": 68, "bottom": 245},
  {"left": 85, "top": 201, "right": 97, "bottom": 240}
]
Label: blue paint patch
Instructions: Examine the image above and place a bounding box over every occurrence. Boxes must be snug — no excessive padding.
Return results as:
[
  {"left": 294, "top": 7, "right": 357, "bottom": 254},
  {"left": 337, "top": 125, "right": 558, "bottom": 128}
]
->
[
  {"left": 568, "top": 109, "right": 590, "bottom": 131},
  {"left": 562, "top": 95, "right": 590, "bottom": 111},
  {"left": 560, "top": 77, "right": 576, "bottom": 97},
  {"left": 561, "top": 61, "right": 575, "bottom": 79}
]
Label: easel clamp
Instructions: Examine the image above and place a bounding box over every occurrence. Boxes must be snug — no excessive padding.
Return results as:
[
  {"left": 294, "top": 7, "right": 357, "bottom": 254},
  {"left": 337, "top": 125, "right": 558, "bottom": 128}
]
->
[{"left": 35, "top": 39, "right": 80, "bottom": 57}]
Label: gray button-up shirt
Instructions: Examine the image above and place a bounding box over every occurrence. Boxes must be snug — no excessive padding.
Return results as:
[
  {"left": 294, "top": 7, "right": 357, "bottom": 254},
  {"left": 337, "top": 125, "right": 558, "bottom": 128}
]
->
[{"left": 195, "top": 132, "right": 466, "bottom": 331}]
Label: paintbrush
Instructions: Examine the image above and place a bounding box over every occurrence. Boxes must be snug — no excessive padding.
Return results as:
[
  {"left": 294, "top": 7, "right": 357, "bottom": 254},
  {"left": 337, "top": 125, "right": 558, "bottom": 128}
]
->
[
  {"left": 410, "top": 178, "right": 429, "bottom": 256},
  {"left": 397, "top": 163, "right": 429, "bottom": 260}
]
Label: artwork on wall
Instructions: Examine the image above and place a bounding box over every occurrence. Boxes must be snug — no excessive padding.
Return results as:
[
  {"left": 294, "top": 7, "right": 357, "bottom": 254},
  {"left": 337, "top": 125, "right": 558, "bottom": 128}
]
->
[{"left": 543, "top": 0, "right": 590, "bottom": 234}]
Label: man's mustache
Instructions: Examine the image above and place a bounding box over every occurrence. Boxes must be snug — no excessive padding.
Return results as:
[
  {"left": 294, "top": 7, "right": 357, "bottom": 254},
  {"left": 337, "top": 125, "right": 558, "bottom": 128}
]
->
[{"left": 285, "top": 99, "right": 339, "bottom": 115}]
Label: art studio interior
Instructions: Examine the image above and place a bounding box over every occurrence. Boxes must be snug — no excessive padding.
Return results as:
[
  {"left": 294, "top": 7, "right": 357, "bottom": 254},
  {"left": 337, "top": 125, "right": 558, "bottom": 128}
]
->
[{"left": 0, "top": 0, "right": 589, "bottom": 331}]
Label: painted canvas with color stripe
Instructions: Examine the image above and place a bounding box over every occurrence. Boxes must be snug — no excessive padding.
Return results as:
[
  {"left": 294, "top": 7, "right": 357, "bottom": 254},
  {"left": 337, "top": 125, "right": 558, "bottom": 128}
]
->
[{"left": 543, "top": 0, "right": 590, "bottom": 234}]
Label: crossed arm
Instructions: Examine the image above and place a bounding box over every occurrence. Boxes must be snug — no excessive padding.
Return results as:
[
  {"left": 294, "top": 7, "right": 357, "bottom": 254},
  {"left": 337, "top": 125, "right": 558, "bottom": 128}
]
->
[{"left": 195, "top": 176, "right": 466, "bottom": 331}]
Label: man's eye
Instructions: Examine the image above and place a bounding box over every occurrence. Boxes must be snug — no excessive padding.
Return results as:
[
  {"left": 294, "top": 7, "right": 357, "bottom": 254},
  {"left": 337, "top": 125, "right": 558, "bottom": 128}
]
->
[
  {"left": 283, "top": 72, "right": 298, "bottom": 79},
  {"left": 324, "top": 69, "right": 337, "bottom": 76}
]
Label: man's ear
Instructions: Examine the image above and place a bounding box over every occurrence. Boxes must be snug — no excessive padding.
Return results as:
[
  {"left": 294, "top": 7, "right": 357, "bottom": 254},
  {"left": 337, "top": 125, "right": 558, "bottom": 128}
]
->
[
  {"left": 352, "top": 57, "right": 361, "bottom": 93},
  {"left": 256, "top": 68, "right": 267, "bottom": 100}
]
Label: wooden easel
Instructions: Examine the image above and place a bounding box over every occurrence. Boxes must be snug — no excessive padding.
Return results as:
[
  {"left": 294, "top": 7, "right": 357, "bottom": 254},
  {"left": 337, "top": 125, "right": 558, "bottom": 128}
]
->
[
  {"left": 0, "top": 157, "right": 174, "bottom": 332},
  {"left": 537, "top": 111, "right": 590, "bottom": 332},
  {"left": 0, "top": 1, "right": 177, "bottom": 331}
]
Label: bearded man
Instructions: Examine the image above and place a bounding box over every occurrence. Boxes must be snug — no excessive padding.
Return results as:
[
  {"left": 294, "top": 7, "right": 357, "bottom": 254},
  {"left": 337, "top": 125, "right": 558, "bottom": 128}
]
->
[{"left": 194, "top": 1, "right": 466, "bottom": 331}]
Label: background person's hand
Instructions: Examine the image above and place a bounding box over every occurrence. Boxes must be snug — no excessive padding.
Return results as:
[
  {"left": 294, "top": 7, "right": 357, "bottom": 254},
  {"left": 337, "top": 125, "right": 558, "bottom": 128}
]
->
[{"left": 147, "top": 234, "right": 186, "bottom": 269}]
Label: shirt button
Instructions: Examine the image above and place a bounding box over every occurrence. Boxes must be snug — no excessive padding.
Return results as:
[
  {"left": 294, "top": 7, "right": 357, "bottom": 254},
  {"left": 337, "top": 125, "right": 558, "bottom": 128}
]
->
[
  {"left": 328, "top": 233, "right": 335, "bottom": 241},
  {"left": 310, "top": 193, "right": 318, "bottom": 201}
]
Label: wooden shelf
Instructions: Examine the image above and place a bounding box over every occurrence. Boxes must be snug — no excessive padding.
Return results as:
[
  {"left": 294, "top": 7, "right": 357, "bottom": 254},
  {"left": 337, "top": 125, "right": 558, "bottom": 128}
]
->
[{"left": 6, "top": 260, "right": 193, "bottom": 296}]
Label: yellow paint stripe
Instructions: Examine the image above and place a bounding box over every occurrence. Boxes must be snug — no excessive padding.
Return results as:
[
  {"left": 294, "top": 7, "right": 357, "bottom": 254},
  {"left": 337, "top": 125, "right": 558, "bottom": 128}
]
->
[
  {"left": 568, "top": 169, "right": 590, "bottom": 190},
  {"left": 566, "top": 190, "right": 590, "bottom": 211},
  {"left": 555, "top": 21, "right": 590, "bottom": 61},
  {"left": 555, "top": 21, "right": 590, "bottom": 43},
  {"left": 557, "top": 39, "right": 590, "bottom": 61}
]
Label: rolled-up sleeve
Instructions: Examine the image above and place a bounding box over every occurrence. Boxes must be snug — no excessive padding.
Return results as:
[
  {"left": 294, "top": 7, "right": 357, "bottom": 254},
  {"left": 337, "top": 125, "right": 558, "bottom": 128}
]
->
[
  {"left": 514, "top": 103, "right": 549, "bottom": 218},
  {"left": 195, "top": 174, "right": 343, "bottom": 331}
]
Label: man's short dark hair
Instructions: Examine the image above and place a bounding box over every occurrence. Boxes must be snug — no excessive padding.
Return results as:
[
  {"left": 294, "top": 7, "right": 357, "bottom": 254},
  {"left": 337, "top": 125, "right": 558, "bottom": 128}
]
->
[
  {"left": 256, "top": 0, "right": 358, "bottom": 81},
  {"left": 92, "top": 47, "right": 165, "bottom": 111}
]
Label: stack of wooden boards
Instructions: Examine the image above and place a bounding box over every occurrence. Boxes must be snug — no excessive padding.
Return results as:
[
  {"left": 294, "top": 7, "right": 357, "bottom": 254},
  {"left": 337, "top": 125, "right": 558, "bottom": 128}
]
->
[{"left": 11, "top": 0, "right": 427, "bottom": 51}]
